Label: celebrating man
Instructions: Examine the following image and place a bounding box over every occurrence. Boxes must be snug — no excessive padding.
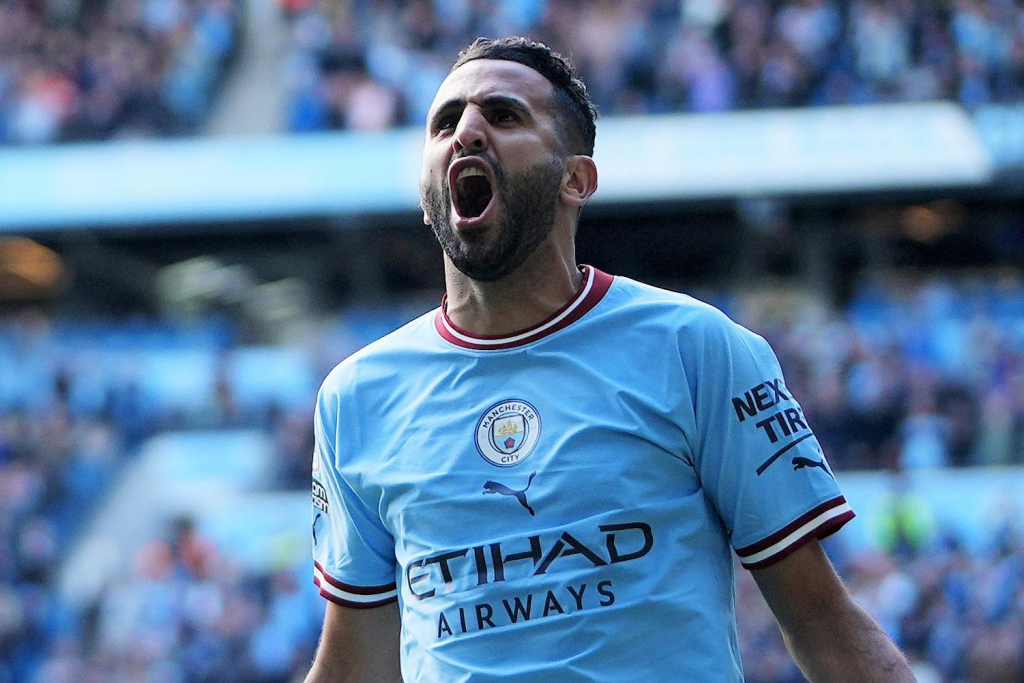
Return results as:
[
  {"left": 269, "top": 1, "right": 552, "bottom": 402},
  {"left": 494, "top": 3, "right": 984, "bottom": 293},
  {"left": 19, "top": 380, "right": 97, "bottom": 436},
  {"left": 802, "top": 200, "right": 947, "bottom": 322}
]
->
[{"left": 305, "top": 37, "right": 917, "bottom": 683}]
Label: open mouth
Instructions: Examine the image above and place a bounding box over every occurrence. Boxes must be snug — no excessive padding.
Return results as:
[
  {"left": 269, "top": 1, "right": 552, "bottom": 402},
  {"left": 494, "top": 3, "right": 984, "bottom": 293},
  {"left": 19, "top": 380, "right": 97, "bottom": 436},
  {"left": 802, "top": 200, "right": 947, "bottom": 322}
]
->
[{"left": 449, "top": 160, "right": 495, "bottom": 222}]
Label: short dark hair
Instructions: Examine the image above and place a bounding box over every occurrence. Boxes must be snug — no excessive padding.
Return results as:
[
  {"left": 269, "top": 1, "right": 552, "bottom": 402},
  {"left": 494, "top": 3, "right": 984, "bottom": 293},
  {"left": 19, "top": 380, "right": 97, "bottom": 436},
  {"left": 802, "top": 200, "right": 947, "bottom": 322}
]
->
[{"left": 450, "top": 36, "right": 597, "bottom": 157}]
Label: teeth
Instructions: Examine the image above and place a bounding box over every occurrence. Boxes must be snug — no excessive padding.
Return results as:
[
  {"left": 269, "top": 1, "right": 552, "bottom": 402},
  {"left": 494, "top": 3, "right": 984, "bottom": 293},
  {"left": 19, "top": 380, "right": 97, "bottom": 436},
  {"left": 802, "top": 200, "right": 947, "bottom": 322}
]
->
[{"left": 456, "top": 167, "right": 486, "bottom": 181}]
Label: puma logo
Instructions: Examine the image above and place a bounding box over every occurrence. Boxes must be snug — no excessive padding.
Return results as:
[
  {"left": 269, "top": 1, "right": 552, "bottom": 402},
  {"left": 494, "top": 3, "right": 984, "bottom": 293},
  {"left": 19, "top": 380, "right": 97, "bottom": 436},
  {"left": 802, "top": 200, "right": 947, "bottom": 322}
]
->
[
  {"left": 792, "top": 456, "right": 833, "bottom": 478},
  {"left": 482, "top": 472, "right": 537, "bottom": 516},
  {"left": 312, "top": 512, "right": 322, "bottom": 545}
]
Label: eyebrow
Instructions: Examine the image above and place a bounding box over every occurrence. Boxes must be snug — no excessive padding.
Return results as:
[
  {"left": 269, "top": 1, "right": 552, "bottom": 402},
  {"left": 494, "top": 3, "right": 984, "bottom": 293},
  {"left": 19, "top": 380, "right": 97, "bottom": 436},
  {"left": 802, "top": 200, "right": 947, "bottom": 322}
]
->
[{"left": 428, "top": 94, "right": 532, "bottom": 130}]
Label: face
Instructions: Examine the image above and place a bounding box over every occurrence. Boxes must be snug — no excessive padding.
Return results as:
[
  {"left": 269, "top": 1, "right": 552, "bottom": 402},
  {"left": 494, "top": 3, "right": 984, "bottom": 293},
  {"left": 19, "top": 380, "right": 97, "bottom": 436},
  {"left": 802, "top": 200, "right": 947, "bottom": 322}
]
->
[{"left": 420, "top": 59, "right": 567, "bottom": 282}]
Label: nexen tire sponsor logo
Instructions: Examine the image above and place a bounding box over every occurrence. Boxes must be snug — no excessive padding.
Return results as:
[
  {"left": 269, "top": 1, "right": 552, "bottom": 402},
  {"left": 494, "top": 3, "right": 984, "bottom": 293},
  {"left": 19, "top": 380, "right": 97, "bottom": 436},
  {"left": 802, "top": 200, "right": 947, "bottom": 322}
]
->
[{"left": 403, "top": 522, "right": 654, "bottom": 640}]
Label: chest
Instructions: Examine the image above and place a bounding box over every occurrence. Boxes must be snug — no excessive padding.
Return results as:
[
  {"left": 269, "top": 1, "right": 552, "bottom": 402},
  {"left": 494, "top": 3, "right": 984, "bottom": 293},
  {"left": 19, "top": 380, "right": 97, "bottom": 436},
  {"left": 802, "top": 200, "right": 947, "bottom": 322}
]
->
[{"left": 348, "top": 351, "right": 700, "bottom": 562}]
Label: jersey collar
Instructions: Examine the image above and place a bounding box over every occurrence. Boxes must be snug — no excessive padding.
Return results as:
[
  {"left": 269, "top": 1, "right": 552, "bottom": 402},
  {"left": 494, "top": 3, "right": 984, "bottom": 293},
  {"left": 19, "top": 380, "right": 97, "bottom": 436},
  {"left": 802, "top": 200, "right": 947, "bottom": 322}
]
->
[{"left": 435, "top": 265, "right": 614, "bottom": 351}]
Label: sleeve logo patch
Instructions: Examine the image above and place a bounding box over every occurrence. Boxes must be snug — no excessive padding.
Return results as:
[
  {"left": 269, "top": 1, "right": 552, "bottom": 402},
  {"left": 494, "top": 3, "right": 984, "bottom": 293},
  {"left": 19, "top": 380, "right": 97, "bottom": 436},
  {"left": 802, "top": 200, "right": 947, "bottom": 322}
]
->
[
  {"left": 312, "top": 479, "right": 330, "bottom": 514},
  {"left": 731, "top": 378, "right": 828, "bottom": 476},
  {"left": 731, "top": 378, "right": 791, "bottom": 423}
]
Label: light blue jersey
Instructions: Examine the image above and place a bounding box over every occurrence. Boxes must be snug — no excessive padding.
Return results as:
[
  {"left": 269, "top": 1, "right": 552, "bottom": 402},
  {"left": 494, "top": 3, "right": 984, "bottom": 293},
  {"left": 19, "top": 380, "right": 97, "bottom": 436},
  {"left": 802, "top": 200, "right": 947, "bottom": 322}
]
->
[{"left": 311, "top": 266, "right": 854, "bottom": 682}]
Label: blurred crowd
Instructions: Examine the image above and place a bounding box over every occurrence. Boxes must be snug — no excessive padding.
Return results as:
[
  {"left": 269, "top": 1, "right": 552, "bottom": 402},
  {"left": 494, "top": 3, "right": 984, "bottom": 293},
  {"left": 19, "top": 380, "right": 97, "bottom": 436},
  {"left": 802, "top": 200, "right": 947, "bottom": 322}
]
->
[
  {"left": 21, "top": 519, "right": 324, "bottom": 683},
  {"left": 0, "top": 0, "right": 239, "bottom": 145},
  {"left": 285, "top": 0, "right": 1024, "bottom": 133},
  {"left": 739, "top": 512, "right": 1024, "bottom": 683},
  {"left": 7, "top": 0, "right": 1024, "bottom": 143},
  {"left": 0, "top": 434, "right": 317, "bottom": 683},
  {"left": 0, "top": 315, "right": 318, "bottom": 682},
  {"left": 0, "top": 405, "right": 119, "bottom": 682},
  {"left": 3, "top": 273, "right": 1024, "bottom": 682},
  {"left": 753, "top": 277, "right": 1024, "bottom": 471}
]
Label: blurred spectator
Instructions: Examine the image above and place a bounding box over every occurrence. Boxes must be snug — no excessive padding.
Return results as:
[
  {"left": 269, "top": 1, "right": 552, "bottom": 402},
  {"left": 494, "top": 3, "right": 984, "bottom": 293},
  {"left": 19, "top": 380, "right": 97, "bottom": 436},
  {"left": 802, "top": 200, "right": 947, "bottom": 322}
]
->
[{"left": 874, "top": 474, "right": 935, "bottom": 560}]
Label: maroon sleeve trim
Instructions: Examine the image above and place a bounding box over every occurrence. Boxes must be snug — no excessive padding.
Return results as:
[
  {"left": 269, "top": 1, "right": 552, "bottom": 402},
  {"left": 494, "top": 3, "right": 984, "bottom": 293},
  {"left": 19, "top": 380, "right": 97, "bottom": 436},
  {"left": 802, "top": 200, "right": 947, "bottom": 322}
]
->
[
  {"left": 313, "top": 560, "right": 397, "bottom": 595},
  {"left": 741, "top": 511, "right": 855, "bottom": 570},
  {"left": 315, "top": 578, "right": 399, "bottom": 609},
  {"left": 735, "top": 496, "right": 849, "bottom": 558}
]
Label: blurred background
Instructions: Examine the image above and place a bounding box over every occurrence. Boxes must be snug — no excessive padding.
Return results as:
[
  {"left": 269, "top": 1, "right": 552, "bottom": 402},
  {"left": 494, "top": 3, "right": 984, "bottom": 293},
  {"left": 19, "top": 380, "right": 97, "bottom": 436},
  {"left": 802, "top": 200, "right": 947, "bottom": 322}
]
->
[{"left": 1, "top": 0, "right": 1024, "bottom": 682}]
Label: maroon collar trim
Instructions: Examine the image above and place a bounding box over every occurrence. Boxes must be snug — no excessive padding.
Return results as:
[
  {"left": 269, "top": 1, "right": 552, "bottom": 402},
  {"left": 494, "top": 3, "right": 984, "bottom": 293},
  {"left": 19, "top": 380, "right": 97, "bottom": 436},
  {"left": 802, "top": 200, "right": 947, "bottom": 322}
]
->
[{"left": 434, "top": 265, "right": 614, "bottom": 351}]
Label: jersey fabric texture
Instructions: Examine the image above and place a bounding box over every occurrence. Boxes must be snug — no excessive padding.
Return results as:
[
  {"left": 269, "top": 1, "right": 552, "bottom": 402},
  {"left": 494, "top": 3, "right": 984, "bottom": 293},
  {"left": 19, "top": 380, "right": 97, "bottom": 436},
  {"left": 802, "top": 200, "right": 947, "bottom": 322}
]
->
[{"left": 311, "top": 266, "right": 854, "bottom": 682}]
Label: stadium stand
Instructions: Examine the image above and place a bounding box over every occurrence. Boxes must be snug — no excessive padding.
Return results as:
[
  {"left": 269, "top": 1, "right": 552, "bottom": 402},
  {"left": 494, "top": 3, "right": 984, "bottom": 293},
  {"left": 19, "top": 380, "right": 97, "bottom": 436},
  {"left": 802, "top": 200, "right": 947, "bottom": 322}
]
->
[
  {"left": 7, "top": 0, "right": 1022, "bottom": 141},
  {"left": 5, "top": 0, "right": 1023, "bottom": 141},
  {"left": 285, "top": 0, "right": 1024, "bottom": 132},
  {"left": 0, "top": 0, "right": 240, "bottom": 144}
]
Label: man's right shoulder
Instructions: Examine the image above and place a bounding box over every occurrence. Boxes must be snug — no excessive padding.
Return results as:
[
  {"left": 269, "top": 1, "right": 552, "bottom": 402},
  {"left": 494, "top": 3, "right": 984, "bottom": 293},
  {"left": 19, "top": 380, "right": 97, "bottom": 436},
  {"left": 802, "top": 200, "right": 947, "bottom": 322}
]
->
[{"left": 317, "top": 308, "right": 440, "bottom": 401}]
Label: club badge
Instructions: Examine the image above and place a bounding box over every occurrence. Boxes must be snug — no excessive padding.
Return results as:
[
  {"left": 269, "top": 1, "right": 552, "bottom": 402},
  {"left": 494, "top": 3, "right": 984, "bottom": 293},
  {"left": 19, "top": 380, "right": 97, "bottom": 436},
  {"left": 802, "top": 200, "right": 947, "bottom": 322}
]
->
[{"left": 475, "top": 399, "right": 541, "bottom": 467}]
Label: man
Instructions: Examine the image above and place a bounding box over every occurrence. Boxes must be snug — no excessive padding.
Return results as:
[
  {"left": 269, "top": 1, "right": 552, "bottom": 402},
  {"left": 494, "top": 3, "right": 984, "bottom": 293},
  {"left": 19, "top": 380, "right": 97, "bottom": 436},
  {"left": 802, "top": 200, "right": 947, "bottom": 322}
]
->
[{"left": 305, "top": 37, "right": 917, "bottom": 682}]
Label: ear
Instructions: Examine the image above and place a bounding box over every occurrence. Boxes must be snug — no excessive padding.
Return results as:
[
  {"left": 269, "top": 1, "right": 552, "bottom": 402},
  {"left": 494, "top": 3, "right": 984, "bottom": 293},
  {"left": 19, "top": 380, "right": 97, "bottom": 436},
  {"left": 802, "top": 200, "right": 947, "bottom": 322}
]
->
[
  {"left": 422, "top": 205, "right": 432, "bottom": 225},
  {"left": 559, "top": 156, "right": 598, "bottom": 208}
]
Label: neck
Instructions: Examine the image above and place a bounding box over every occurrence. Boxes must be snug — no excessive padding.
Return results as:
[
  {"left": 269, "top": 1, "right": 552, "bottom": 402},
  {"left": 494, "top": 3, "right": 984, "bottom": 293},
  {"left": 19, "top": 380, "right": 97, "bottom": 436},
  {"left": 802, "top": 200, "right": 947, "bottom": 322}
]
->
[{"left": 443, "top": 239, "right": 582, "bottom": 337}]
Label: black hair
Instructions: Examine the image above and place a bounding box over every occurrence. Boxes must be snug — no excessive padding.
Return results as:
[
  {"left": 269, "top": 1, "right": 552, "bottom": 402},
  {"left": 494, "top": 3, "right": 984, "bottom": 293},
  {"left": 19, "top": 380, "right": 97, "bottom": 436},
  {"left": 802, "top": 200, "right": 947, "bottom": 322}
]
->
[{"left": 451, "top": 36, "right": 598, "bottom": 156}]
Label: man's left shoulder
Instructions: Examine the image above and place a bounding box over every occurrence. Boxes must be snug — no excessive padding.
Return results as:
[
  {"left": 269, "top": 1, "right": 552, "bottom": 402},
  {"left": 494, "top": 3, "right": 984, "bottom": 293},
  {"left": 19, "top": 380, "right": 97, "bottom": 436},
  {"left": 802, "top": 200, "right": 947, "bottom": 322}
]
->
[{"left": 607, "top": 275, "right": 742, "bottom": 336}]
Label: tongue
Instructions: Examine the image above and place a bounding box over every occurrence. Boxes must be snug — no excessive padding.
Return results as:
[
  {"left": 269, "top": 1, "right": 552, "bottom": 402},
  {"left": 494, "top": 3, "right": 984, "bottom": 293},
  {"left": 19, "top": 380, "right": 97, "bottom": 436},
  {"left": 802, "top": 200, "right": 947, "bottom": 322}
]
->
[{"left": 457, "top": 176, "right": 493, "bottom": 218}]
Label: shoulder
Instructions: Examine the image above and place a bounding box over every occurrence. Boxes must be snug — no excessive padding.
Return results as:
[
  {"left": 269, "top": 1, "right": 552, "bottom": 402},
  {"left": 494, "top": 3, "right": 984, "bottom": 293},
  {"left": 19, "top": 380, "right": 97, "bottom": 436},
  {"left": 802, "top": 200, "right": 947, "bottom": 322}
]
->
[
  {"left": 606, "top": 276, "right": 760, "bottom": 348},
  {"left": 317, "top": 309, "right": 439, "bottom": 404}
]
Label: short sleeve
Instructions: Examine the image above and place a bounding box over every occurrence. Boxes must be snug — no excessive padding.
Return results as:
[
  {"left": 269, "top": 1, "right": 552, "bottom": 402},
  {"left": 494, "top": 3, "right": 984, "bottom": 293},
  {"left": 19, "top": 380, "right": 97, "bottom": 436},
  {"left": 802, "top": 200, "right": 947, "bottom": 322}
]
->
[
  {"left": 690, "top": 313, "right": 854, "bottom": 570},
  {"left": 311, "top": 387, "right": 398, "bottom": 607}
]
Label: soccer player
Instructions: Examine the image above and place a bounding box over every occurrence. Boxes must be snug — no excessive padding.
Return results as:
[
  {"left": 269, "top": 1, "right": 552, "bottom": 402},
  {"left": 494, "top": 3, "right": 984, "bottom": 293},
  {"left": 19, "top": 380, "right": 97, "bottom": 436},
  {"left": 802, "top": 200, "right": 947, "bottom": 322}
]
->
[{"left": 305, "top": 37, "right": 916, "bottom": 683}]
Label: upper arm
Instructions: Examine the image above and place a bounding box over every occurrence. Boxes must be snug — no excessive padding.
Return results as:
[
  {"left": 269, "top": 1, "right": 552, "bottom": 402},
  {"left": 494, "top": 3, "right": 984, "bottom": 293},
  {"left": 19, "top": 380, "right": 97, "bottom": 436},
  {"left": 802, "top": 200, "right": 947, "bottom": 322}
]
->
[
  {"left": 687, "top": 311, "right": 854, "bottom": 568},
  {"left": 750, "top": 539, "right": 852, "bottom": 635},
  {"left": 312, "top": 385, "right": 398, "bottom": 604},
  {"left": 308, "top": 601, "right": 402, "bottom": 683},
  {"left": 309, "top": 379, "right": 401, "bottom": 682}
]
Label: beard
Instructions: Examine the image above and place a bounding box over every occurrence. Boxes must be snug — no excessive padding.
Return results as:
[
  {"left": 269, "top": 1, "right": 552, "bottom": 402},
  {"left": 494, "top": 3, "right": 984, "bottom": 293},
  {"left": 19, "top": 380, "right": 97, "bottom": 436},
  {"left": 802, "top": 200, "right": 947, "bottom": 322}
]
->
[{"left": 421, "top": 155, "right": 564, "bottom": 283}]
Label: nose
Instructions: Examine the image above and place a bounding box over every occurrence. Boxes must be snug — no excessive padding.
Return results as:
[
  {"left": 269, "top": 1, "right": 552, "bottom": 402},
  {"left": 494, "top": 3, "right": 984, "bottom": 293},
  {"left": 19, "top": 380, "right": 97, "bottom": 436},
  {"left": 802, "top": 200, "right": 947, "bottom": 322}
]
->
[{"left": 452, "top": 108, "right": 488, "bottom": 155}]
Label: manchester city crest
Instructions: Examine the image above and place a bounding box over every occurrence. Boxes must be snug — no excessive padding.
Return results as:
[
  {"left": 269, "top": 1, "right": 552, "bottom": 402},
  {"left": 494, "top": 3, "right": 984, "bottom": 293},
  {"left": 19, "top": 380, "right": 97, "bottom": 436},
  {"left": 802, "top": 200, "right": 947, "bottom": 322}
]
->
[{"left": 475, "top": 399, "right": 541, "bottom": 467}]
